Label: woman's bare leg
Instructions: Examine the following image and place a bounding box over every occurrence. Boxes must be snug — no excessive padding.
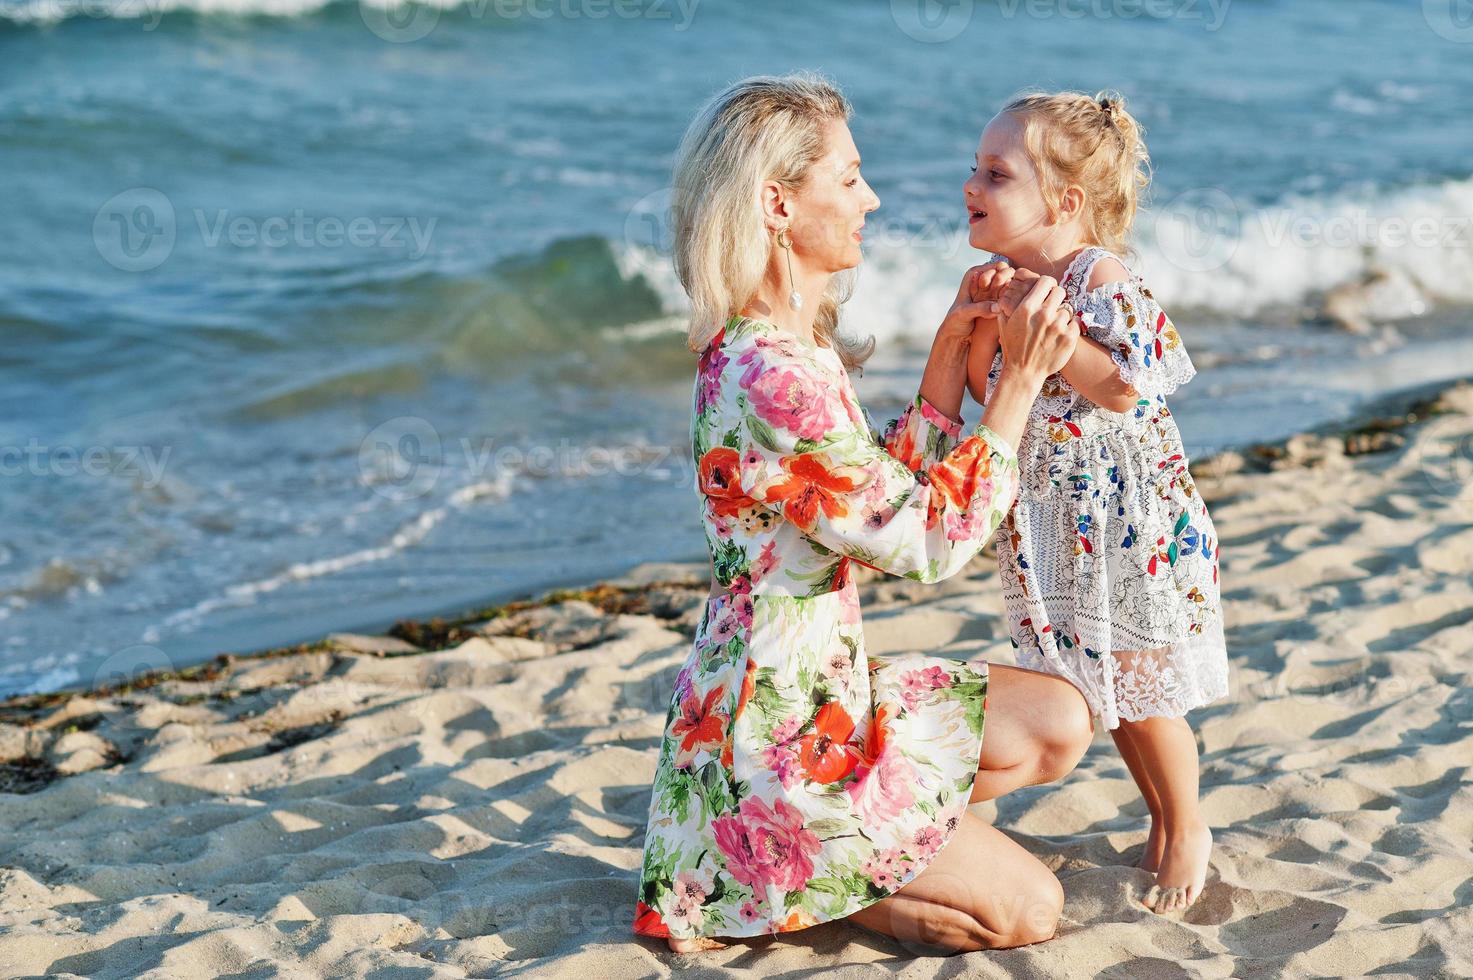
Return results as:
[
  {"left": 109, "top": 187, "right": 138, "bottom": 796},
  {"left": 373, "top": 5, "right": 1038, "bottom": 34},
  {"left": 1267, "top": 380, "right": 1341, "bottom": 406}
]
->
[
  {"left": 967, "top": 663, "right": 1095, "bottom": 805},
  {"left": 848, "top": 811, "right": 1064, "bottom": 953}
]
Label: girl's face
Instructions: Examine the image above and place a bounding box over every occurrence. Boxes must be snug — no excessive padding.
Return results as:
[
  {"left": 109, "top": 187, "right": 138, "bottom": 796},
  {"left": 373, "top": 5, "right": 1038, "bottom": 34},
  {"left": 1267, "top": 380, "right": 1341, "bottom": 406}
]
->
[
  {"left": 785, "top": 119, "right": 882, "bottom": 274},
  {"left": 963, "top": 112, "right": 1051, "bottom": 256}
]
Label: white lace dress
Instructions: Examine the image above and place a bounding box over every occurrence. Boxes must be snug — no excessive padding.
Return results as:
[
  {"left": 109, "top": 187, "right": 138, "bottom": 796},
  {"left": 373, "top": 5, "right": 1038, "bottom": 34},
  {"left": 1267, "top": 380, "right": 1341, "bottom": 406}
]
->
[{"left": 982, "top": 246, "right": 1230, "bottom": 730}]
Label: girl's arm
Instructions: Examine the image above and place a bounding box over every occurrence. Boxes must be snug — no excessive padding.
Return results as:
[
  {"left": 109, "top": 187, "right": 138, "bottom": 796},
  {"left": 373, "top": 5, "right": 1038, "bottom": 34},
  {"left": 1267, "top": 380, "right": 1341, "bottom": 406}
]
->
[
  {"left": 965, "top": 317, "right": 999, "bottom": 407},
  {"left": 1058, "top": 336, "right": 1140, "bottom": 413}
]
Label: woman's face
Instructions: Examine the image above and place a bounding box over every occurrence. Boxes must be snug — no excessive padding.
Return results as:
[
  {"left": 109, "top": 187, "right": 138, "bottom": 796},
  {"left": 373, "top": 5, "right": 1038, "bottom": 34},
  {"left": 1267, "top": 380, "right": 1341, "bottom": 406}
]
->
[
  {"left": 963, "top": 112, "right": 1049, "bottom": 255},
  {"left": 784, "top": 119, "right": 881, "bottom": 274}
]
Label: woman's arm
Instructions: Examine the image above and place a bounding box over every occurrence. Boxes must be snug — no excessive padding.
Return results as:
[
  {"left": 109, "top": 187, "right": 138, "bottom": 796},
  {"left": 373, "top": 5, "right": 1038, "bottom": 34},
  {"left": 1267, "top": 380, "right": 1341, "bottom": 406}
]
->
[{"left": 915, "top": 262, "right": 1012, "bottom": 424}]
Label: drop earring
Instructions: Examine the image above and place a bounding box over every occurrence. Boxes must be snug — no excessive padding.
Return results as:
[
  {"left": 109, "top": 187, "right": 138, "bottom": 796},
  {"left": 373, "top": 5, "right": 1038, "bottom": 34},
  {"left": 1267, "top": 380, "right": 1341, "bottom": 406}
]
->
[{"left": 777, "top": 226, "right": 802, "bottom": 311}]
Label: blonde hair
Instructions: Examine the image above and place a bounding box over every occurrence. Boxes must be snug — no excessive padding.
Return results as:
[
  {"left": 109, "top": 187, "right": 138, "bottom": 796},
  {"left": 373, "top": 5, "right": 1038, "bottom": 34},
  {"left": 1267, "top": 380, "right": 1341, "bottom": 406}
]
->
[
  {"left": 1001, "top": 88, "right": 1152, "bottom": 261},
  {"left": 671, "top": 71, "right": 874, "bottom": 371}
]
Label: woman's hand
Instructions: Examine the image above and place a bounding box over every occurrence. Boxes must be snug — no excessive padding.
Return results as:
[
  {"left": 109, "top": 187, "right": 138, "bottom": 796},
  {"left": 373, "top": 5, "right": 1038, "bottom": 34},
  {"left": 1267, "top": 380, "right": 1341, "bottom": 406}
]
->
[{"left": 996, "top": 275, "right": 1079, "bottom": 382}]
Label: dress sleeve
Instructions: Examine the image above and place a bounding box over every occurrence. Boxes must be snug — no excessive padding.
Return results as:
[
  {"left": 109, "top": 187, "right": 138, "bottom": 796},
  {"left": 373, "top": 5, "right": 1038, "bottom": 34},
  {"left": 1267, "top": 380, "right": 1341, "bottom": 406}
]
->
[
  {"left": 867, "top": 394, "right": 965, "bottom": 471},
  {"left": 1077, "top": 278, "right": 1197, "bottom": 399},
  {"left": 731, "top": 344, "right": 1020, "bottom": 584}
]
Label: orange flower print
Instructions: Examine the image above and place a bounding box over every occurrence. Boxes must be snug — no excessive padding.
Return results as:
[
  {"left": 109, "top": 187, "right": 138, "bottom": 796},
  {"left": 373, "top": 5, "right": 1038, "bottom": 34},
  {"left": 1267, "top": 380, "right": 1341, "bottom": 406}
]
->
[
  {"left": 671, "top": 683, "right": 729, "bottom": 768},
  {"left": 927, "top": 435, "right": 992, "bottom": 511},
  {"left": 762, "top": 452, "right": 868, "bottom": 533},
  {"left": 722, "top": 658, "right": 759, "bottom": 769},
  {"left": 797, "top": 700, "right": 861, "bottom": 783},
  {"left": 699, "top": 446, "right": 759, "bottom": 519}
]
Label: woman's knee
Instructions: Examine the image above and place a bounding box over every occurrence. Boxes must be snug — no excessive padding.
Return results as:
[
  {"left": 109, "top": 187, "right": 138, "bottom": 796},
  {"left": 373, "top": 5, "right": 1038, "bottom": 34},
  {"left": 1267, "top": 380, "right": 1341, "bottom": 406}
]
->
[{"left": 973, "top": 871, "right": 1065, "bottom": 947}]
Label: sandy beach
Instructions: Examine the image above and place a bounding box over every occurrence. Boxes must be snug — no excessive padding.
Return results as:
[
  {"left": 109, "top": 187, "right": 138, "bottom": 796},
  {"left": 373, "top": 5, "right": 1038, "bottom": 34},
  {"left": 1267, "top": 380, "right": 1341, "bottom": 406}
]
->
[{"left": 2, "top": 379, "right": 1471, "bottom": 978}]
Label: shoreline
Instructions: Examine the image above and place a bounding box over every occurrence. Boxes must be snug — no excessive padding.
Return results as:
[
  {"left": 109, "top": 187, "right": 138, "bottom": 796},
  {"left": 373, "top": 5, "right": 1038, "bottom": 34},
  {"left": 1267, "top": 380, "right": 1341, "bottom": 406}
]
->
[{"left": 2, "top": 371, "right": 1468, "bottom": 728}]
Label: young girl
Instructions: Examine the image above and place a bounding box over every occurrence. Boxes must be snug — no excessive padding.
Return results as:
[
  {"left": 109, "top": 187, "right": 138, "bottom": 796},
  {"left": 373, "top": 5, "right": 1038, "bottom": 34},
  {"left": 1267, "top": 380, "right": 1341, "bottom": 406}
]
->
[{"left": 961, "top": 90, "right": 1229, "bottom": 913}]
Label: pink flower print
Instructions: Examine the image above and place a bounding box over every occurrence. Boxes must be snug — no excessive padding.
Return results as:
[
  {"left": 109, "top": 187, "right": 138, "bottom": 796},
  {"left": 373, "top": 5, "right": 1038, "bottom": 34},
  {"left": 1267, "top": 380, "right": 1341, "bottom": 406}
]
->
[
  {"left": 771, "top": 715, "right": 803, "bottom": 744},
  {"left": 711, "top": 795, "right": 821, "bottom": 892},
  {"left": 760, "top": 743, "right": 803, "bottom": 789},
  {"left": 729, "top": 573, "right": 752, "bottom": 595},
  {"left": 744, "top": 363, "right": 837, "bottom": 440},
  {"left": 738, "top": 899, "right": 763, "bottom": 924},
  {"left": 919, "top": 665, "right": 951, "bottom": 690},
  {"left": 733, "top": 594, "right": 754, "bottom": 629},
  {"left": 837, "top": 587, "right": 861, "bottom": 626},
  {"left": 846, "top": 746, "right": 917, "bottom": 830},
  {"left": 860, "top": 847, "right": 914, "bottom": 890},
  {"left": 709, "top": 604, "right": 740, "bottom": 645},
  {"left": 912, "top": 824, "right": 943, "bottom": 860},
  {"left": 672, "top": 868, "right": 709, "bottom": 906},
  {"left": 741, "top": 446, "right": 764, "bottom": 471},
  {"left": 696, "top": 347, "right": 728, "bottom": 413},
  {"left": 860, "top": 502, "right": 892, "bottom": 531},
  {"left": 820, "top": 649, "right": 852, "bottom": 681},
  {"left": 943, "top": 506, "right": 983, "bottom": 542},
  {"left": 751, "top": 539, "right": 779, "bottom": 582},
  {"left": 711, "top": 513, "right": 733, "bottom": 540},
  {"left": 898, "top": 669, "right": 933, "bottom": 712}
]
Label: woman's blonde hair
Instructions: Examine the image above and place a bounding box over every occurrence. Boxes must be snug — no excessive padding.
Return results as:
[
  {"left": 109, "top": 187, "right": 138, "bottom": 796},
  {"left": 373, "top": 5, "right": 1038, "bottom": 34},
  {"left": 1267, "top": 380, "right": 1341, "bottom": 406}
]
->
[
  {"left": 1001, "top": 88, "right": 1152, "bottom": 261},
  {"left": 671, "top": 71, "right": 874, "bottom": 371}
]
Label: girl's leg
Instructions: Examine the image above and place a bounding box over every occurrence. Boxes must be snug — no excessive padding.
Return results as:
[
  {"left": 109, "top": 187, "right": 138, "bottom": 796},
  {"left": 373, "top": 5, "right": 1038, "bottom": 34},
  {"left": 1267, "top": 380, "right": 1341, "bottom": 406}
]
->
[
  {"left": 1108, "top": 691, "right": 1167, "bottom": 871},
  {"left": 967, "top": 663, "right": 1095, "bottom": 805},
  {"left": 1110, "top": 649, "right": 1213, "bottom": 912}
]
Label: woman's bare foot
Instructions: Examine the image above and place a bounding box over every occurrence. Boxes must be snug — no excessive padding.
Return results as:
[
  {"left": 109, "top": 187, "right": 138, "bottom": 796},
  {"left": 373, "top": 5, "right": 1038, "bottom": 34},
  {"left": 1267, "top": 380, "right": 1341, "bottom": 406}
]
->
[
  {"left": 1137, "top": 816, "right": 1165, "bottom": 873},
  {"left": 1143, "top": 820, "right": 1212, "bottom": 913},
  {"left": 666, "top": 935, "right": 728, "bottom": 954}
]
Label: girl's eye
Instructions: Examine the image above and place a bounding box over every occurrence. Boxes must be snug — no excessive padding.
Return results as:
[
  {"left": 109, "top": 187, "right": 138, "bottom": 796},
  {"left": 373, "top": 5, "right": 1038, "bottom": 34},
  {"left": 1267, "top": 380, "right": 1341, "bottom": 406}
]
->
[{"left": 846, "top": 178, "right": 859, "bottom": 187}]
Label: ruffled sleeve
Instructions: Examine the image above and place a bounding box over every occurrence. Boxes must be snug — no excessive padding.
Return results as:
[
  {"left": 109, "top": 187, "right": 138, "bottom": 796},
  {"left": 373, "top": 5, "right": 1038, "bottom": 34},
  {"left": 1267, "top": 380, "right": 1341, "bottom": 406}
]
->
[
  {"left": 1077, "top": 278, "right": 1197, "bottom": 399},
  {"left": 730, "top": 343, "right": 1019, "bottom": 584}
]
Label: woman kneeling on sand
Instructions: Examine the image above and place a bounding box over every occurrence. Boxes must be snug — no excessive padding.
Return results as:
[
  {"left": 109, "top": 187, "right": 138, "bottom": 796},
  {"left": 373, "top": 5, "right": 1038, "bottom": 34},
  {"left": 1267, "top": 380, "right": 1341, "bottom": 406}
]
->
[{"left": 633, "top": 71, "right": 1095, "bottom": 955}]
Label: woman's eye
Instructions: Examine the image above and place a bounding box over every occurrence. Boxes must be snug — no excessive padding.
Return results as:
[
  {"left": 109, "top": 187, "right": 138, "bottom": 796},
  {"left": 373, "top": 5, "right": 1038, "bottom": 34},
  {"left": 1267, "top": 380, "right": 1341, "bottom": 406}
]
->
[
  {"left": 991, "top": 170, "right": 1005, "bottom": 180},
  {"left": 969, "top": 164, "right": 978, "bottom": 173}
]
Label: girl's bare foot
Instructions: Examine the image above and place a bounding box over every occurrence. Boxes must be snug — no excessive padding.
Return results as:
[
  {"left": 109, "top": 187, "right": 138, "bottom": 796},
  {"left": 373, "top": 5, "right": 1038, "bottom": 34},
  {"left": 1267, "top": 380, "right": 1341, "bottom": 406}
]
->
[
  {"left": 667, "top": 935, "right": 728, "bottom": 954},
  {"left": 1137, "top": 816, "right": 1165, "bottom": 873},
  {"left": 1143, "top": 820, "right": 1212, "bottom": 913}
]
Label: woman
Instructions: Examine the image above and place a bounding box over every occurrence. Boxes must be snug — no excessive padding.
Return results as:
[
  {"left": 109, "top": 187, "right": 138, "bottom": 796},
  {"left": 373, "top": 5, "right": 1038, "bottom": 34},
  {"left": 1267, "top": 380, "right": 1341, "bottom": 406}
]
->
[{"left": 633, "top": 72, "right": 1094, "bottom": 956}]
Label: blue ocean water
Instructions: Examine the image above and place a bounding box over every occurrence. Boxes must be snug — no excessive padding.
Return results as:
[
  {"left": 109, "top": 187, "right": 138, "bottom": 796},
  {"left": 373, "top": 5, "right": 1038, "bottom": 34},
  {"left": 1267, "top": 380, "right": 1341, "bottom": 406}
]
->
[{"left": 3, "top": 0, "right": 1471, "bottom": 696}]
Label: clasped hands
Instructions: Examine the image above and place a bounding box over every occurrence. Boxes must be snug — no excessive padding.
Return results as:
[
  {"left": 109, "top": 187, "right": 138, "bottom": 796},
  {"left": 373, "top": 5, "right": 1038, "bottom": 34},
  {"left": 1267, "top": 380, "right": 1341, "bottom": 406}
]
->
[{"left": 939, "top": 260, "right": 1080, "bottom": 390}]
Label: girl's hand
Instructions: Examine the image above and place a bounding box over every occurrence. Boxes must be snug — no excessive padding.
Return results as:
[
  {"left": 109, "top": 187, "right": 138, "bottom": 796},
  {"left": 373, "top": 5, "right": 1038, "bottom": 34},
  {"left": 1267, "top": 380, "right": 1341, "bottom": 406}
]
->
[
  {"left": 938, "top": 261, "right": 1012, "bottom": 343},
  {"left": 997, "top": 275, "right": 1079, "bottom": 381}
]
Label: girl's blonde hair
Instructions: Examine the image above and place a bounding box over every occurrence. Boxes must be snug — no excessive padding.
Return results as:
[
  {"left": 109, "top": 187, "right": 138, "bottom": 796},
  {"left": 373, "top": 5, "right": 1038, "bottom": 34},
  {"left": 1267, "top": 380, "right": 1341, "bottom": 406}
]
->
[
  {"left": 1001, "top": 88, "right": 1152, "bottom": 261},
  {"left": 671, "top": 71, "right": 874, "bottom": 371}
]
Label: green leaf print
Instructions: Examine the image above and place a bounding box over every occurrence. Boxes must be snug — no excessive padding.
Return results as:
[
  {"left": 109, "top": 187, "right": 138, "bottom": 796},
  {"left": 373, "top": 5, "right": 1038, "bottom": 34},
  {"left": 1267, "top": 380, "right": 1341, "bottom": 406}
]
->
[
  {"left": 806, "top": 817, "right": 852, "bottom": 839},
  {"left": 697, "top": 760, "right": 733, "bottom": 821},
  {"left": 752, "top": 666, "right": 794, "bottom": 721},
  {"left": 711, "top": 538, "right": 746, "bottom": 586},
  {"left": 802, "top": 877, "right": 852, "bottom": 917},
  {"left": 747, "top": 414, "right": 783, "bottom": 452},
  {"left": 1168, "top": 541, "right": 1180, "bottom": 565},
  {"left": 721, "top": 427, "right": 741, "bottom": 449},
  {"left": 1173, "top": 511, "right": 1189, "bottom": 536},
  {"left": 667, "top": 770, "right": 693, "bottom": 824},
  {"left": 944, "top": 677, "right": 988, "bottom": 739}
]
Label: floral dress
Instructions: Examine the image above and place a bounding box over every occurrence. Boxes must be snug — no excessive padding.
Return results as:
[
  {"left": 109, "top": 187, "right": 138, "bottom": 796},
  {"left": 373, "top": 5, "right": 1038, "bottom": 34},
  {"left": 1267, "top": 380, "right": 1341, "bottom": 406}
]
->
[
  {"left": 981, "top": 246, "right": 1229, "bottom": 731},
  {"left": 633, "top": 314, "right": 1021, "bottom": 941}
]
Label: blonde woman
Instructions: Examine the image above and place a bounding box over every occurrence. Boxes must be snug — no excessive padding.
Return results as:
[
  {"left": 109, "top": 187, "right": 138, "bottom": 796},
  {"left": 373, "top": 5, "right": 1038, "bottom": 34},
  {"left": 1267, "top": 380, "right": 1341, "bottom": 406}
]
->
[{"left": 633, "top": 72, "right": 1092, "bottom": 956}]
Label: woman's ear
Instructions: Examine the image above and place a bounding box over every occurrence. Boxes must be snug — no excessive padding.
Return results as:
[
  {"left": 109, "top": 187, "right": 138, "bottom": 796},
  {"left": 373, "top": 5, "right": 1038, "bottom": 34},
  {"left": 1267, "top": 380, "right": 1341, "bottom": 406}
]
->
[{"left": 760, "top": 179, "right": 791, "bottom": 233}]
